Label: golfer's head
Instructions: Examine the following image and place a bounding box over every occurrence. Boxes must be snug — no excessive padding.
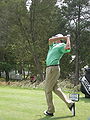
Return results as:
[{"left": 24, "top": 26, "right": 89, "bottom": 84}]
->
[
  {"left": 54, "top": 39, "right": 66, "bottom": 44},
  {"left": 55, "top": 40, "right": 61, "bottom": 43},
  {"left": 60, "top": 39, "right": 66, "bottom": 43},
  {"left": 54, "top": 34, "right": 66, "bottom": 43}
]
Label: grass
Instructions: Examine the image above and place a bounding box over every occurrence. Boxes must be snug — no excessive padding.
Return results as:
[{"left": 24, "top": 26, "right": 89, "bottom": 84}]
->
[{"left": 0, "top": 86, "right": 90, "bottom": 120}]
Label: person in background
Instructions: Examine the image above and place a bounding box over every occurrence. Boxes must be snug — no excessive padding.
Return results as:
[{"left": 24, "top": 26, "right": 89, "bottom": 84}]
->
[{"left": 44, "top": 34, "right": 75, "bottom": 116}]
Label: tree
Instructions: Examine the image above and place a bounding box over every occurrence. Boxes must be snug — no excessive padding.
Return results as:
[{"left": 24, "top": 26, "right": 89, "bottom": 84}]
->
[
  {"left": 59, "top": 0, "right": 90, "bottom": 85},
  {"left": 0, "top": 0, "right": 16, "bottom": 82},
  {"left": 16, "top": 0, "right": 59, "bottom": 81},
  {"left": 0, "top": 0, "right": 60, "bottom": 81}
]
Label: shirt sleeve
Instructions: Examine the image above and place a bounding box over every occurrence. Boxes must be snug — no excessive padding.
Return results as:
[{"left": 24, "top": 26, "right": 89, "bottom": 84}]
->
[
  {"left": 62, "top": 43, "right": 71, "bottom": 53},
  {"left": 49, "top": 43, "right": 54, "bottom": 49}
]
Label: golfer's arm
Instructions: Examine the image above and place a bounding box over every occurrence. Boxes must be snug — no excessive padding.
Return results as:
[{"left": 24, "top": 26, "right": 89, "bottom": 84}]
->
[
  {"left": 49, "top": 36, "right": 67, "bottom": 45},
  {"left": 65, "top": 36, "right": 71, "bottom": 50}
]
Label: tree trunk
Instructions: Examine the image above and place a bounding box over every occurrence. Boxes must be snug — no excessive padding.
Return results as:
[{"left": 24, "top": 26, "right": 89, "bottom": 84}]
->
[
  {"left": 74, "top": 4, "right": 81, "bottom": 86},
  {"left": 0, "top": 71, "right": 1, "bottom": 77},
  {"left": 18, "top": 62, "right": 23, "bottom": 74},
  {"left": 23, "top": 69, "right": 25, "bottom": 79},
  {"left": 75, "top": 51, "right": 79, "bottom": 85},
  {"left": 5, "top": 71, "right": 9, "bottom": 82},
  {"left": 33, "top": 54, "right": 44, "bottom": 81},
  {"left": 30, "top": 0, "right": 44, "bottom": 81}
]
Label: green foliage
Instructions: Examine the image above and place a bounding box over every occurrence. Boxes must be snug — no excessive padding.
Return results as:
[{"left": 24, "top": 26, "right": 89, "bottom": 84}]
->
[
  {"left": 0, "top": 0, "right": 90, "bottom": 81},
  {"left": 57, "top": 0, "right": 90, "bottom": 80},
  {"left": 0, "top": 62, "right": 12, "bottom": 72}
]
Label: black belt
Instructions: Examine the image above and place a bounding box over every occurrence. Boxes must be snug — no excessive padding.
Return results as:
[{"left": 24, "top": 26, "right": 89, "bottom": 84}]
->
[{"left": 47, "top": 64, "right": 60, "bottom": 67}]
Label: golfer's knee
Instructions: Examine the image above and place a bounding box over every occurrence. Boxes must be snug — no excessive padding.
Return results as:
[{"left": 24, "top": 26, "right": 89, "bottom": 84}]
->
[
  {"left": 53, "top": 86, "right": 61, "bottom": 93},
  {"left": 45, "top": 87, "right": 52, "bottom": 94}
]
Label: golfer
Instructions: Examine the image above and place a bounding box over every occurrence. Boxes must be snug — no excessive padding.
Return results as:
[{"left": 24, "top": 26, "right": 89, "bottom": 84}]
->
[{"left": 44, "top": 34, "right": 75, "bottom": 116}]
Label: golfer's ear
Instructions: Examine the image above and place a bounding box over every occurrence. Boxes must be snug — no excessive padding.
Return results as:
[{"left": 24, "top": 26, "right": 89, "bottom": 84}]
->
[{"left": 48, "top": 39, "right": 53, "bottom": 45}]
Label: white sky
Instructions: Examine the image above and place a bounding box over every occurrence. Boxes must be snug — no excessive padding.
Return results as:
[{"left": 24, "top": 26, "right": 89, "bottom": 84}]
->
[
  {"left": 26, "top": 0, "right": 32, "bottom": 11},
  {"left": 56, "top": 0, "right": 65, "bottom": 8},
  {"left": 26, "top": 0, "right": 64, "bottom": 11}
]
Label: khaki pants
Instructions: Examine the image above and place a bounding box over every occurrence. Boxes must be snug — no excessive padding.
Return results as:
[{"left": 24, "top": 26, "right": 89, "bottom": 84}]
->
[{"left": 45, "top": 66, "right": 71, "bottom": 113}]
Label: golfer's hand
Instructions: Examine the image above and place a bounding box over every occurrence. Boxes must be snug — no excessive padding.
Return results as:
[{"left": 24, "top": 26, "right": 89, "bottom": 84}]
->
[
  {"left": 65, "top": 35, "right": 71, "bottom": 49},
  {"left": 67, "top": 34, "right": 70, "bottom": 38}
]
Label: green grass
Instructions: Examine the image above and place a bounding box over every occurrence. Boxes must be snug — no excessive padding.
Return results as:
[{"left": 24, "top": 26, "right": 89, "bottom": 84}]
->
[{"left": 0, "top": 86, "right": 90, "bottom": 120}]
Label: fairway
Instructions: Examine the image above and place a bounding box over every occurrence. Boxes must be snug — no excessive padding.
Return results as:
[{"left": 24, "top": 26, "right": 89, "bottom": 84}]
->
[{"left": 0, "top": 86, "right": 90, "bottom": 120}]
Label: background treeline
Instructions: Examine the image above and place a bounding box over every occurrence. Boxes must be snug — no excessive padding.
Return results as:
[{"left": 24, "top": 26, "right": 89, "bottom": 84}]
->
[{"left": 0, "top": 0, "right": 90, "bottom": 85}]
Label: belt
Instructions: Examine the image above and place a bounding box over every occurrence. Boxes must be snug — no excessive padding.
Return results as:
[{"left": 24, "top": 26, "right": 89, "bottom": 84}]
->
[{"left": 47, "top": 64, "right": 60, "bottom": 67}]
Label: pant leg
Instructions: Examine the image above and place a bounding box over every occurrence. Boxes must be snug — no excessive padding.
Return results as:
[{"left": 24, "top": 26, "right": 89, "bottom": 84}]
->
[
  {"left": 53, "top": 83, "right": 72, "bottom": 106},
  {"left": 53, "top": 68, "right": 73, "bottom": 106},
  {"left": 45, "top": 66, "right": 60, "bottom": 113}
]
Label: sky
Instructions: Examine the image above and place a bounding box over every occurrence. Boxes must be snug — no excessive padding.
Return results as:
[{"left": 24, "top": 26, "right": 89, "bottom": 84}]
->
[
  {"left": 26, "top": 0, "right": 32, "bottom": 11},
  {"left": 26, "top": 0, "right": 64, "bottom": 11}
]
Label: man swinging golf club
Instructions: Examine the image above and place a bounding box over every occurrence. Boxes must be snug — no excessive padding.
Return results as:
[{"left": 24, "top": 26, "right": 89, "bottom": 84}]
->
[{"left": 44, "top": 34, "right": 75, "bottom": 116}]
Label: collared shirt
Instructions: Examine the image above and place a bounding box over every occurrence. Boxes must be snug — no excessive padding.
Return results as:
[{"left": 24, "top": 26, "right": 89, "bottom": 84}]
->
[{"left": 46, "top": 43, "right": 71, "bottom": 66}]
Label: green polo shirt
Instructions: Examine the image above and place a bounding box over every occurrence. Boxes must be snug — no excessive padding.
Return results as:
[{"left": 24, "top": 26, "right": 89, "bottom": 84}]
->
[{"left": 46, "top": 43, "right": 71, "bottom": 66}]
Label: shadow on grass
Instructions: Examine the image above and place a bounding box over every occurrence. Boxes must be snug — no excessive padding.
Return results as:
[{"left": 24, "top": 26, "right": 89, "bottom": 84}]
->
[
  {"left": 80, "top": 97, "right": 90, "bottom": 103},
  {"left": 38, "top": 115, "right": 73, "bottom": 120}
]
